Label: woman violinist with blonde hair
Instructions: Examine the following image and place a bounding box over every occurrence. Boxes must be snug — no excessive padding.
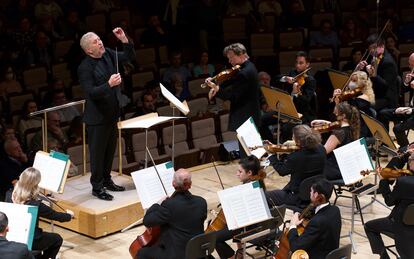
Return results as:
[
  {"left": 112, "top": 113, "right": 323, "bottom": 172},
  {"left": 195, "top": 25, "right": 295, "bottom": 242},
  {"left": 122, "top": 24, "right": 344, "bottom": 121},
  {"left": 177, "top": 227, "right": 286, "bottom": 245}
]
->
[{"left": 9, "top": 167, "right": 73, "bottom": 259}]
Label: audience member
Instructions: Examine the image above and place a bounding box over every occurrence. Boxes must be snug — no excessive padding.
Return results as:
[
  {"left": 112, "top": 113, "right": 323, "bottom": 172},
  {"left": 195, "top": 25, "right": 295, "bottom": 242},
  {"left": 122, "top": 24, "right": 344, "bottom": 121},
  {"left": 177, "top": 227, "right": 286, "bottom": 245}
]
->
[
  {"left": 257, "top": 0, "right": 283, "bottom": 16},
  {"left": 385, "top": 35, "right": 400, "bottom": 64},
  {"left": 58, "top": 9, "right": 86, "bottom": 40},
  {"left": 192, "top": 51, "right": 215, "bottom": 77},
  {"left": 67, "top": 116, "right": 83, "bottom": 146},
  {"left": 34, "top": 0, "right": 64, "bottom": 22},
  {"left": 91, "top": 0, "right": 118, "bottom": 13},
  {"left": 341, "top": 47, "right": 363, "bottom": 73},
  {"left": 310, "top": 19, "right": 340, "bottom": 56},
  {"left": 24, "top": 31, "right": 53, "bottom": 73},
  {"left": 42, "top": 78, "right": 71, "bottom": 108},
  {"left": 133, "top": 91, "right": 157, "bottom": 117},
  {"left": 51, "top": 89, "right": 80, "bottom": 123},
  {"left": 339, "top": 18, "right": 364, "bottom": 46},
  {"left": 0, "top": 66, "right": 22, "bottom": 99},
  {"left": 279, "top": 0, "right": 308, "bottom": 30},
  {"left": 140, "top": 15, "right": 170, "bottom": 46},
  {"left": 162, "top": 51, "right": 192, "bottom": 89},
  {"left": 17, "top": 100, "right": 42, "bottom": 137}
]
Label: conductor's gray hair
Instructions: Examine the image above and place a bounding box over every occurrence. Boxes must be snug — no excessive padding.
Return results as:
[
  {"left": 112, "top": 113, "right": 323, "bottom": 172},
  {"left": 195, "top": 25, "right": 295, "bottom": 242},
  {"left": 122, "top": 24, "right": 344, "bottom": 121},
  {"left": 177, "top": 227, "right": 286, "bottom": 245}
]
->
[{"left": 80, "top": 32, "right": 97, "bottom": 51}]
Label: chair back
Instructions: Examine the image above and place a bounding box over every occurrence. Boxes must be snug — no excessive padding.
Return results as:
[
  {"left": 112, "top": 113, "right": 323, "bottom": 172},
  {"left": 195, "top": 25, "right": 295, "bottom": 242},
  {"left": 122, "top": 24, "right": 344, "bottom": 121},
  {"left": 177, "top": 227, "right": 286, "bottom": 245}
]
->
[
  {"left": 325, "top": 243, "right": 352, "bottom": 259},
  {"left": 298, "top": 174, "right": 326, "bottom": 201},
  {"left": 403, "top": 203, "right": 414, "bottom": 225},
  {"left": 185, "top": 232, "right": 216, "bottom": 259}
]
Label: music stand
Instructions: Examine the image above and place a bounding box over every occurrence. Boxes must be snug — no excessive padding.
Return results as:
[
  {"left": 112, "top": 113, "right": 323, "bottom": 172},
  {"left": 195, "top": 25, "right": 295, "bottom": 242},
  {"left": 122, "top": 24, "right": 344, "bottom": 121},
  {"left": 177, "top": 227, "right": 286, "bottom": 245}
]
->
[
  {"left": 327, "top": 69, "right": 350, "bottom": 90},
  {"left": 29, "top": 100, "right": 87, "bottom": 175},
  {"left": 261, "top": 87, "right": 302, "bottom": 144},
  {"left": 361, "top": 111, "right": 395, "bottom": 210}
]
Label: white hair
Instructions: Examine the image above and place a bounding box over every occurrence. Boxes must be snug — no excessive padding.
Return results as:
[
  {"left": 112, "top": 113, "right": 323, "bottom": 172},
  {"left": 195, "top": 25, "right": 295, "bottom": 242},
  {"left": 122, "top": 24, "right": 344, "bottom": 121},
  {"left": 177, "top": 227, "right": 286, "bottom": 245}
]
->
[{"left": 80, "top": 32, "right": 98, "bottom": 52}]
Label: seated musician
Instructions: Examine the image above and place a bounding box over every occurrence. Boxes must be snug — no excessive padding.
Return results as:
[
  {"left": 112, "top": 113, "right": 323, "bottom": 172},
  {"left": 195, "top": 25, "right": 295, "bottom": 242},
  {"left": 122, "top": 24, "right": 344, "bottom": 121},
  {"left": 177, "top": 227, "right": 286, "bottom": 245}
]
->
[
  {"left": 332, "top": 70, "right": 375, "bottom": 138},
  {"left": 213, "top": 155, "right": 266, "bottom": 259},
  {"left": 260, "top": 51, "right": 317, "bottom": 142},
  {"left": 312, "top": 102, "right": 360, "bottom": 181},
  {"left": 377, "top": 52, "right": 414, "bottom": 147},
  {"left": 287, "top": 179, "right": 341, "bottom": 259},
  {"left": 265, "top": 124, "right": 326, "bottom": 206},
  {"left": 8, "top": 167, "right": 74, "bottom": 259},
  {"left": 364, "top": 153, "right": 414, "bottom": 259},
  {"left": 136, "top": 169, "right": 207, "bottom": 259}
]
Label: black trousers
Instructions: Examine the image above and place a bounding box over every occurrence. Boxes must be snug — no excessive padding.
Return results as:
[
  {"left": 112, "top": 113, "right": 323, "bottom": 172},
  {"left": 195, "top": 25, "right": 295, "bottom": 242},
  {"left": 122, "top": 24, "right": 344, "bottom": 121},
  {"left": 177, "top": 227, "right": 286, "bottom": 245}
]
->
[
  {"left": 87, "top": 123, "right": 117, "bottom": 190},
  {"left": 265, "top": 189, "right": 301, "bottom": 207},
  {"left": 378, "top": 109, "right": 414, "bottom": 147},
  {"left": 32, "top": 232, "right": 63, "bottom": 259},
  {"left": 136, "top": 246, "right": 165, "bottom": 259},
  {"left": 214, "top": 227, "right": 242, "bottom": 259}
]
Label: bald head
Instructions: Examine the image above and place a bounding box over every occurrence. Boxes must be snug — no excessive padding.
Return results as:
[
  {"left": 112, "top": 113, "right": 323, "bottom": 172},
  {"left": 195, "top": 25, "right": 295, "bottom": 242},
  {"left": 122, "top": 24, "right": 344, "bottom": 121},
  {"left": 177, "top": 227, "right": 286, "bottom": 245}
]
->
[{"left": 173, "top": 169, "right": 192, "bottom": 191}]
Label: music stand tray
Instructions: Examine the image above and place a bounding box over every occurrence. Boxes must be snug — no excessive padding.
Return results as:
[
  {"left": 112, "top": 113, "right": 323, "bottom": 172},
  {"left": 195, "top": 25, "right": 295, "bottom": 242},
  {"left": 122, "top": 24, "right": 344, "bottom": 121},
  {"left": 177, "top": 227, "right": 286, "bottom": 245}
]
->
[{"left": 327, "top": 69, "right": 350, "bottom": 90}]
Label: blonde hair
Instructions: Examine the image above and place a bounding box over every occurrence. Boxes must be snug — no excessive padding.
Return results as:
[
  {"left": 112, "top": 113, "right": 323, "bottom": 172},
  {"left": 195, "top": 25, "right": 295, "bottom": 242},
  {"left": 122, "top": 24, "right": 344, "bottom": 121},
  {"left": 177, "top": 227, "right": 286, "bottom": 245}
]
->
[
  {"left": 352, "top": 71, "right": 375, "bottom": 105},
  {"left": 12, "top": 167, "right": 41, "bottom": 204}
]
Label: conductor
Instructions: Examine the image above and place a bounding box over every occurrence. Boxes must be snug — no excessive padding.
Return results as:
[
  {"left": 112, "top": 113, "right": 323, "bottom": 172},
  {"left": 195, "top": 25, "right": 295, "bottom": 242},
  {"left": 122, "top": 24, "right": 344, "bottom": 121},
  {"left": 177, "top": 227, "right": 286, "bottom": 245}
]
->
[{"left": 78, "top": 28, "right": 135, "bottom": 200}]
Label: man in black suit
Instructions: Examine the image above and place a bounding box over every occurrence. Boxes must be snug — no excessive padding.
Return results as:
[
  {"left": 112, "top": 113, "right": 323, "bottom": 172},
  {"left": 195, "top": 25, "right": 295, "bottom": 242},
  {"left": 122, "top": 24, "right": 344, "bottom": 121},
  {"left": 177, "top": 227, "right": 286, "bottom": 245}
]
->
[
  {"left": 0, "top": 139, "right": 30, "bottom": 201},
  {"left": 206, "top": 43, "right": 261, "bottom": 132},
  {"left": 356, "top": 34, "right": 399, "bottom": 112},
  {"left": 364, "top": 155, "right": 414, "bottom": 259},
  {"left": 0, "top": 211, "right": 34, "bottom": 259},
  {"left": 266, "top": 125, "right": 326, "bottom": 207},
  {"left": 287, "top": 179, "right": 341, "bottom": 259},
  {"left": 78, "top": 27, "right": 135, "bottom": 200},
  {"left": 136, "top": 168, "right": 207, "bottom": 259}
]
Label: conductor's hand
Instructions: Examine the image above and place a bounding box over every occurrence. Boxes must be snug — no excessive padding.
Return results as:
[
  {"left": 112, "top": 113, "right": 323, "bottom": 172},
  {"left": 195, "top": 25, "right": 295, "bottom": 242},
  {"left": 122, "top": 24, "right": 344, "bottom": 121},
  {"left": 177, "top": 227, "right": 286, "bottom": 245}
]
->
[
  {"left": 108, "top": 73, "right": 122, "bottom": 87},
  {"left": 113, "top": 27, "right": 128, "bottom": 43}
]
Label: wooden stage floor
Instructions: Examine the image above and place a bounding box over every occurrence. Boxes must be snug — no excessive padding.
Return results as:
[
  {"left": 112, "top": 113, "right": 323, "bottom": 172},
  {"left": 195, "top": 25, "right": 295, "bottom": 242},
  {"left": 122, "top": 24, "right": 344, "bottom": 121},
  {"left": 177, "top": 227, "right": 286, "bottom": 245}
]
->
[{"left": 42, "top": 158, "right": 397, "bottom": 259}]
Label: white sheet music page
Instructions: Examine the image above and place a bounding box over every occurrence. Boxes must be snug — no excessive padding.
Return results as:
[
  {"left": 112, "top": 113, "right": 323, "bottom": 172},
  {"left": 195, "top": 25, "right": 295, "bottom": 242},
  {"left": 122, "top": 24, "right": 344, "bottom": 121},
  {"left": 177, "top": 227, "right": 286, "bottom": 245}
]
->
[
  {"left": 218, "top": 181, "right": 271, "bottom": 230},
  {"left": 33, "top": 151, "right": 67, "bottom": 193},
  {"left": 333, "top": 138, "right": 374, "bottom": 185},
  {"left": 131, "top": 161, "right": 175, "bottom": 209},
  {"left": 120, "top": 115, "right": 183, "bottom": 129},
  {"left": 236, "top": 117, "right": 266, "bottom": 158},
  {"left": 160, "top": 83, "right": 190, "bottom": 115}
]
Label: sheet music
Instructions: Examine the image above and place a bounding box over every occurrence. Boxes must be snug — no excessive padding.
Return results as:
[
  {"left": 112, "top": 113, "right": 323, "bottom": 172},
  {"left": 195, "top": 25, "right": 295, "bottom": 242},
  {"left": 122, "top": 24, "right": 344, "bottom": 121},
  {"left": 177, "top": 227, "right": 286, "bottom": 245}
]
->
[
  {"left": 131, "top": 161, "right": 175, "bottom": 209},
  {"left": 160, "top": 83, "right": 190, "bottom": 115},
  {"left": 333, "top": 138, "right": 374, "bottom": 185},
  {"left": 119, "top": 114, "right": 183, "bottom": 129},
  {"left": 218, "top": 181, "right": 271, "bottom": 230},
  {"left": 0, "top": 202, "right": 37, "bottom": 249},
  {"left": 236, "top": 117, "right": 266, "bottom": 158},
  {"left": 33, "top": 151, "right": 68, "bottom": 193}
]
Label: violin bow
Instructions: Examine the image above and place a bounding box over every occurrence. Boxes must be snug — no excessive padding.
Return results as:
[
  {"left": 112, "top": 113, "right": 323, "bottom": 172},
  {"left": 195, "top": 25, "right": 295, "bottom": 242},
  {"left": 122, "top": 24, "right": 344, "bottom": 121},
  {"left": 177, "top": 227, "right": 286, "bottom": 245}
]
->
[
  {"left": 211, "top": 155, "right": 225, "bottom": 190},
  {"left": 293, "top": 67, "right": 312, "bottom": 80},
  {"left": 146, "top": 147, "right": 168, "bottom": 196},
  {"left": 115, "top": 47, "right": 119, "bottom": 74}
]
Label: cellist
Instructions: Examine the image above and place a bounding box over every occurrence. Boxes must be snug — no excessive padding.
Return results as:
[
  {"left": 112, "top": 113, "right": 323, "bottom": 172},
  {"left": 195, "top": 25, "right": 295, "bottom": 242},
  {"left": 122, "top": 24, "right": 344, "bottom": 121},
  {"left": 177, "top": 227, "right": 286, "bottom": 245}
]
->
[
  {"left": 135, "top": 169, "right": 207, "bottom": 259},
  {"left": 213, "top": 155, "right": 266, "bottom": 259},
  {"left": 287, "top": 179, "right": 341, "bottom": 259}
]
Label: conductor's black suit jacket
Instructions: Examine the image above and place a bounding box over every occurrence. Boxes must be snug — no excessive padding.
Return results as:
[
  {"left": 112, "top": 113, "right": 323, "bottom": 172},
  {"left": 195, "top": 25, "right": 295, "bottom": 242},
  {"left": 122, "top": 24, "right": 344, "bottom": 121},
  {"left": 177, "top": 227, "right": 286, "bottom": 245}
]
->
[
  {"left": 0, "top": 237, "right": 34, "bottom": 259},
  {"left": 216, "top": 60, "right": 261, "bottom": 131},
  {"left": 78, "top": 43, "right": 135, "bottom": 125},
  {"left": 288, "top": 204, "right": 341, "bottom": 259},
  {"left": 142, "top": 191, "right": 207, "bottom": 259}
]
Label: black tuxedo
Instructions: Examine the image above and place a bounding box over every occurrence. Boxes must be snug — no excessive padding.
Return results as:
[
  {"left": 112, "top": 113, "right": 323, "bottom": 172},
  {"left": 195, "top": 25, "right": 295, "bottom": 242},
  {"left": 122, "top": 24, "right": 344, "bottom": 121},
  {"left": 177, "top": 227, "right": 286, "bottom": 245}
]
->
[
  {"left": 288, "top": 204, "right": 341, "bottom": 259},
  {"left": 266, "top": 145, "right": 326, "bottom": 206},
  {"left": 216, "top": 60, "right": 261, "bottom": 131},
  {"left": 0, "top": 156, "right": 29, "bottom": 201},
  {"left": 136, "top": 191, "right": 207, "bottom": 259},
  {"left": 365, "top": 176, "right": 414, "bottom": 258},
  {"left": 78, "top": 43, "right": 135, "bottom": 190},
  {"left": 369, "top": 50, "right": 399, "bottom": 110},
  {"left": 0, "top": 236, "right": 34, "bottom": 259}
]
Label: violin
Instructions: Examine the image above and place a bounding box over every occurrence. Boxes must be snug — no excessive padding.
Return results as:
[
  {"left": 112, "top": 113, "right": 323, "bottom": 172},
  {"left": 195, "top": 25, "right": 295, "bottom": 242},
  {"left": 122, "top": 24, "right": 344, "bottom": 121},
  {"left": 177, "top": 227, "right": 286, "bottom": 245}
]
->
[
  {"left": 361, "top": 168, "right": 413, "bottom": 180},
  {"left": 273, "top": 205, "right": 314, "bottom": 259},
  {"left": 311, "top": 121, "right": 341, "bottom": 133},
  {"left": 201, "top": 65, "right": 241, "bottom": 88},
  {"left": 205, "top": 208, "right": 226, "bottom": 233},
  {"left": 292, "top": 68, "right": 311, "bottom": 95}
]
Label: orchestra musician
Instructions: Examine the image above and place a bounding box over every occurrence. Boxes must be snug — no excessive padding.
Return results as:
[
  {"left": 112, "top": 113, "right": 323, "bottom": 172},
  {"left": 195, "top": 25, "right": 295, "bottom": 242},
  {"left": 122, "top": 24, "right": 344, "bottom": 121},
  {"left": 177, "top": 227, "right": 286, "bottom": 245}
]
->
[
  {"left": 356, "top": 34, "right": 399, "bottom": 112},
  {"left": 332, "top": 70, "right": 375, "bottom": 138},
  {"left": 78, "top": 27, "right": 135, "bottom": 201},
  {"left": 287, "top": 179, "right": 341, "bottom": 259},
  {"left": 312, "top": 102, "right": 360, "bottom": 181},
  {"left": 265, "top": 124, "right": 326, "bottom": 207},
  {"left": 261, "top": 51, "right": 317, "bottom": 143},
  {"left": 7, "top": 167, "right": 74, "bottom": 259},
  {"left": 364, "top": 153, "right": 414, "bottom": 259},
  {"left": 377, "top": 53, "right": 414, "bottom": 147},
  {"left": 213, "top": 155, "right": 266, "bottom": 259},
  {"left": 135, "top": 169, "right": 207, "bottom": 259},
  {"left": 205, "top": 43, "right": 261, "bottom": 156}
]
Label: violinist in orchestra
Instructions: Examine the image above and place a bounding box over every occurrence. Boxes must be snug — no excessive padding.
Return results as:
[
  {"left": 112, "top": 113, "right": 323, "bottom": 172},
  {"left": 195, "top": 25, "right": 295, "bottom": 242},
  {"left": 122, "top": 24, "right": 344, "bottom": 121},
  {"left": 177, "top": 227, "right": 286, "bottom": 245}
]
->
[
  {"left": 265, "top": 124, "right": 326, "bottom": 207},
  {"left": 364, "top": 154, "right": 414, "bottom": 259},
  {"left": 356, "top": 34, "right": 399, "bottom": 111},
  {"left": 6, "top": 167, "right": 74, "bottom": 259},
  {"left": 136, "top": 169, "right": 207, "bottom": 259},
  {"left": 287, "top": 179, "right": 341, "bottom": 259},
  {"left": 377, "top": 53, "right": 414, "bottom": 147},
  {"left": 332, "top": 70, "right": 375, "bottom": 138},
  {"left": 205, "top": 43, "right": 261, "bottom": 150},
  {"left": 261, "top": 51, "right": 317, "bottom": 143},
  {"left": 213, "top": 155, "right": 266, "bottom": 259},
  {"left": 312, "top": 102, "right": 360, "bottom": 181}
]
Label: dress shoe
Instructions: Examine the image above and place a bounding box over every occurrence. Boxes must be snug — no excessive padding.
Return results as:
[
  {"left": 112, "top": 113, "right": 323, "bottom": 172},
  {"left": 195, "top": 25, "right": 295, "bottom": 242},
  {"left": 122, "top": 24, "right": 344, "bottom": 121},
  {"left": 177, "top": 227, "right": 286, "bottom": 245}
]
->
[
  {"left": 103, "top": 181, "right": 125, "bottom": 192},
  {"left": 92, "top": 189, "right": 114, "bottom": 201}
]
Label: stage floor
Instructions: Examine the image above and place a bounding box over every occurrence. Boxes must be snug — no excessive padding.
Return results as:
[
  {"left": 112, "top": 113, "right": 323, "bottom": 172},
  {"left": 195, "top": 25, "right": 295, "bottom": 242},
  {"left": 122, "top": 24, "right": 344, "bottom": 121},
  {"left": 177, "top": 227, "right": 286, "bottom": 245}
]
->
[{"left": 40, "top": 158, "right": 397, "bottom": 259}]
